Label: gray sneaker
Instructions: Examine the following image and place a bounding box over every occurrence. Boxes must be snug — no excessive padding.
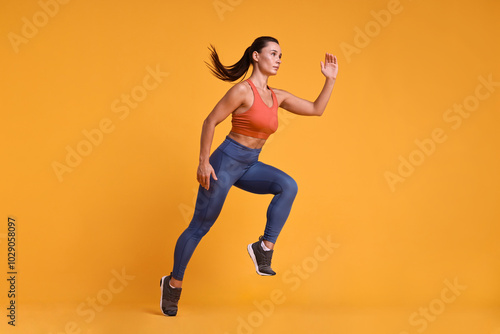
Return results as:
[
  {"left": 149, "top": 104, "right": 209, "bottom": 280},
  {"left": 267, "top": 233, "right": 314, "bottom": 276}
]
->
[
  {"left": 160, "top": 273, "right": 182, "bottom": 316},
  {"left": 247, "top": 236, "right": 276, "bottom": 276}
]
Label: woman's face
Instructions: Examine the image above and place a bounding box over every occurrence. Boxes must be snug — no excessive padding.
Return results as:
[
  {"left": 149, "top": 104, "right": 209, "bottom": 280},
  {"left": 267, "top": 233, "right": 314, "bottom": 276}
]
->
[{"left": 254, "top": 42, "right": 282, "bottom": 76}]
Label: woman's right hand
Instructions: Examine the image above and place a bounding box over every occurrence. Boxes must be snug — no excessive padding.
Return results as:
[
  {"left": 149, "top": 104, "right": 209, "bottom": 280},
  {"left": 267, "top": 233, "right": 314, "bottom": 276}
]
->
[{"left": 197, "top": 161, "right": 218, "bottom": 190}]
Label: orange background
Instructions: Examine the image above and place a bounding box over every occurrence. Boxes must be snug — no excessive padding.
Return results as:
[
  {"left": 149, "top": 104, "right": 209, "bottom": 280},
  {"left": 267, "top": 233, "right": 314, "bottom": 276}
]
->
[{"left": 1, "top": 0, "right": 499, "bottom": 333}]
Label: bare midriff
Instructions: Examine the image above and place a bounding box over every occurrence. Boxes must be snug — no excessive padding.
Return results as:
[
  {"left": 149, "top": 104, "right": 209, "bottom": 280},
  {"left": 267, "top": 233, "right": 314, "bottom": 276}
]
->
[{"left": 228, "top": 131, "right": 267, "bottom": 149}]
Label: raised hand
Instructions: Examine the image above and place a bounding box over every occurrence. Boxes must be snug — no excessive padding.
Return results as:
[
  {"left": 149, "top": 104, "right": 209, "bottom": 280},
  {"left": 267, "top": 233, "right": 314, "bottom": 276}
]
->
[{"left": 320, "top": 53, "right": 338, "bottom": 80}]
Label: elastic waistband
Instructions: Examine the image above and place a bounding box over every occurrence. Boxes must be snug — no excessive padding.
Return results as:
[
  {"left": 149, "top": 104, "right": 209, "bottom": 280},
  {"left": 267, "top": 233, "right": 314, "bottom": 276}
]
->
[
  {"left": 217, "top": 136, "right": 261, "bottom": 164},
  {"left": 224, "top": 136, "right": 262, "bottom": 153}
]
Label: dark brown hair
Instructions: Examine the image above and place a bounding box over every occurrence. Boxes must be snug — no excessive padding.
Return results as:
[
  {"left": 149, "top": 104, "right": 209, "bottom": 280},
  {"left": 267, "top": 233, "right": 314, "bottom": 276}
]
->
[{"left": 206, "top": 36, "right": 279, "bottom": 82}]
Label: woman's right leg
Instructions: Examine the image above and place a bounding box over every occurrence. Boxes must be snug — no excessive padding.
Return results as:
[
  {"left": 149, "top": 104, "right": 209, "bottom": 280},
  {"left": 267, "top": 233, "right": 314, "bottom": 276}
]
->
[
  {"left": 161, "top": 148, "right": 240, "bottom": 316},
  {"left": 161, "top": 137, "right": 261, "bottom": 316},
  {"left": 171, "top": 145, "right": 248, "bottom": 283}
]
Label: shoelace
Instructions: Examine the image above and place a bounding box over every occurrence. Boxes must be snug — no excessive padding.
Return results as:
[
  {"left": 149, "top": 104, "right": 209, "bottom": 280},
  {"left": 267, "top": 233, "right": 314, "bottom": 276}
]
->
[
  {"left": 262, "top": 249, "right": 273, "bottom": 267},
  {"left": 166, "top": 283, "right": 182, "bottom": 302}
]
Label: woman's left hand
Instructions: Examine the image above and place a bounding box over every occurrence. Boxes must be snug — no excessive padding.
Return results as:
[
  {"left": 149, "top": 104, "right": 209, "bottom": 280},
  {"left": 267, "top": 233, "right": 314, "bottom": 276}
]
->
[{"left": 320, "top": 53, "right": 338, "bottom": 80}]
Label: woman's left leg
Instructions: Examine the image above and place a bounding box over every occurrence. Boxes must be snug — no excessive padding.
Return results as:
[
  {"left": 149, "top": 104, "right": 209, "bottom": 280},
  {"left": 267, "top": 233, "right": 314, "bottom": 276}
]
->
[{"left": 234, "top": 161, "right": 298, "bottom": 276}]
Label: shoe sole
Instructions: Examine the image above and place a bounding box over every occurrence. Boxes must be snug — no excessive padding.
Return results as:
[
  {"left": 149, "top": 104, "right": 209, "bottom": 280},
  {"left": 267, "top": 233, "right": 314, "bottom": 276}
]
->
[
  {"left": 247, "top": 243, "right": 274, "bottom": 276},
  {"left": 159, "top": 276, "right": 177, "bottom": 316}
]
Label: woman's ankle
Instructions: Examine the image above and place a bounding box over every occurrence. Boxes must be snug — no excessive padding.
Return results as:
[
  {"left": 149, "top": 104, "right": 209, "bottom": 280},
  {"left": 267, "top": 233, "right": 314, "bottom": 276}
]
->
[{"left": 170, "top": 277, "right": 183, "bottom": 288}]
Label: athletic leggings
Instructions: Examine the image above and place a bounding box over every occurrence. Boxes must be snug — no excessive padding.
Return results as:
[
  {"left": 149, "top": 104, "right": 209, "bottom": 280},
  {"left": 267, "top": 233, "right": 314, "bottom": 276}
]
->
[{"left": 172, "top": 136, "right": 298, "bottom": 280}]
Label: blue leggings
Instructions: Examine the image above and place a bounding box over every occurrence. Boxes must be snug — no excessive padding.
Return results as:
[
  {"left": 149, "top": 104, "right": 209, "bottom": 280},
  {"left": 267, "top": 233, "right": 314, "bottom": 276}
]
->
[{"left": 172, "top": 136, "right": 298, "bottom": 280}]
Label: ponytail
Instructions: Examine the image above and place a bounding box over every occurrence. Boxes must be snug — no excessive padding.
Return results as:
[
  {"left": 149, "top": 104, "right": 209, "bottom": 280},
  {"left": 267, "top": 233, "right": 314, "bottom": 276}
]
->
[{"left": 205, "top": 36, "right": 279, "bottom": 82}]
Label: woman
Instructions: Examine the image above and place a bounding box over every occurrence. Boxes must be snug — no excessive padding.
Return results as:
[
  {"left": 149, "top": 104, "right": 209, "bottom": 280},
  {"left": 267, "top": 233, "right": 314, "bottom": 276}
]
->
[{"left": 160, "top": 36, "right": 338, "bottom": 316}]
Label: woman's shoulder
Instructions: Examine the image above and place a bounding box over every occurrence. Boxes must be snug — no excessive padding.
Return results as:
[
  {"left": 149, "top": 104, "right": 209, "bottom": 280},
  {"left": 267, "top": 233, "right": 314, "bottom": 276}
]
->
[
  {"left": 234, "top": 80, "right": 252, "bottom": 90},
  {"left": 226, "top": 80, "right": 252, "bottom": 96},
  {"left": 218, "top": 80, "right": 253, "bottom": 106}
]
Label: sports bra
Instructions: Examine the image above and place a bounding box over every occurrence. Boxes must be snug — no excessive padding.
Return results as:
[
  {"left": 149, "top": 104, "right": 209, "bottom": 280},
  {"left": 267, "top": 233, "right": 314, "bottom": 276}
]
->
[{"left": 230, "top": 79, "right": 279, "bottom": 140}]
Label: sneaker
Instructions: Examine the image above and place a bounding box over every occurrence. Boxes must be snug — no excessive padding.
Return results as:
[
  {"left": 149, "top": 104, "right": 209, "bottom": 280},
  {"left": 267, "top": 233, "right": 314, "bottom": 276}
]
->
[
  {"left": 247, "top": 236, "right": 276, "bottom": 276},
  {"left": 160, "top": 273, "right": 182, "bottom": 316}
]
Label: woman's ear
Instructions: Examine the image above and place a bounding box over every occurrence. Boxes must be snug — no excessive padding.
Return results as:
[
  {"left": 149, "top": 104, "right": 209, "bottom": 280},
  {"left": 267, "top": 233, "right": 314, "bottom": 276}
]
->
[{"left": 252, "top": 51, "right": 259, "bottom": 63}]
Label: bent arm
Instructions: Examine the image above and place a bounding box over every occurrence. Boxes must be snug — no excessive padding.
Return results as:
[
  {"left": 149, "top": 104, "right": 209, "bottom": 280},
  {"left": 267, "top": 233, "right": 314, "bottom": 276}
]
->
[
  {"left": 199, "top": 84, "right": 246, "bottom": 163},
  {"left": 279, "top": 77, "right": 336, "bottom": 116},
  {"left": 279, "top": 53, "right": 338, "bottom": 116},
  {"left": 197, "top": 83, "right": 246, "bottom": 190}
]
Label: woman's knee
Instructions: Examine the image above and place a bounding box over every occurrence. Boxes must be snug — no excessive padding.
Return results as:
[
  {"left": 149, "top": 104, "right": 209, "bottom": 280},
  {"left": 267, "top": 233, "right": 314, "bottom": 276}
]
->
[
  {"left": 282, "top": 175, "right": 298, "bottom": 197},
  {"left": 185, "top": 219, "right": 214, "bottom": 241}
]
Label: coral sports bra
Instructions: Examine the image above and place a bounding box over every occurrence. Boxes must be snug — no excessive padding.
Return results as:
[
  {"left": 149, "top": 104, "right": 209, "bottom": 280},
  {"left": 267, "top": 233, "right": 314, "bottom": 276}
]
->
[{"left": 230, "top": 79, "right": 279, "bottom": 140}]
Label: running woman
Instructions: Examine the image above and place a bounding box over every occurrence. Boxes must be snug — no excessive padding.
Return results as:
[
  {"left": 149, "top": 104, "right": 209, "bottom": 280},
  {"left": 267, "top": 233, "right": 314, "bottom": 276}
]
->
[{"left": 160, "top": 36, "right": 338, "bottom": 316}]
